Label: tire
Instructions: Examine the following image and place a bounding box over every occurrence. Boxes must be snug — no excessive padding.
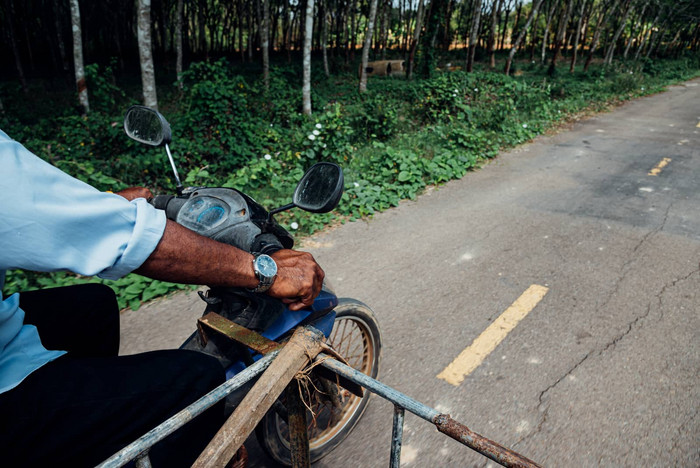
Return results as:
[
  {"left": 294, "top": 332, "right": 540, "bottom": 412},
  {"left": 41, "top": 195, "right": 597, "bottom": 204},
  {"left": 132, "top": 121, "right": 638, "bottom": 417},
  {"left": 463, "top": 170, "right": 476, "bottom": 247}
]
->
[{"left": 256, "top": 298, "right": 382, "bottom": 466}]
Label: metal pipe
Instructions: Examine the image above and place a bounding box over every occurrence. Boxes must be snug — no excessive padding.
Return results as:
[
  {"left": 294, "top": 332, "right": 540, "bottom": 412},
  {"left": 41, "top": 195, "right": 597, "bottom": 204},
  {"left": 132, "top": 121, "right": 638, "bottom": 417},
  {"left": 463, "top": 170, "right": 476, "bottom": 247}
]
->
[
  {"left": 164, "top": 143, "right": 183, "bottom": 195},
  {"left": 434, "top": 415, "right": 542, "bottom": 468},
  {"left": 318, "top": 355, "right": 541, "bottom": 468},
  {"left": 389, "top": 405, "right": 405, "bottom": 468},
  {"left": 318, "top": 353, "right": 440, "bottom": 422},
  {"left": 97, "top": 351, "right": 278, "bottom": 468}
]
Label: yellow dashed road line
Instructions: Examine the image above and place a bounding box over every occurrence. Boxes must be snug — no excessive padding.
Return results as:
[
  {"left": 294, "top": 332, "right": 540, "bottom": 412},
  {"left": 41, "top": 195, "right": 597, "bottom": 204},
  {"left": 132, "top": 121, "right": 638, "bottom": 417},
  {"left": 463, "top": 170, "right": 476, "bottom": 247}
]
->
[
  {"left": 648, "top": 157, "right": 672, "bottom": 176},
  {"left": 437, "top": 285, "right": 549, "bottom": 386}
]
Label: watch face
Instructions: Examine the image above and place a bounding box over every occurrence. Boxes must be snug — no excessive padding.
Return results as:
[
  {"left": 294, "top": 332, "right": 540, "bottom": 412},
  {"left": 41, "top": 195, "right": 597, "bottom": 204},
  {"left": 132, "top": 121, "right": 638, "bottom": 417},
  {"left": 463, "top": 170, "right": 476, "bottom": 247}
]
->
[{"left": 255, "top": 254, "right": 278, "bottom": 278}]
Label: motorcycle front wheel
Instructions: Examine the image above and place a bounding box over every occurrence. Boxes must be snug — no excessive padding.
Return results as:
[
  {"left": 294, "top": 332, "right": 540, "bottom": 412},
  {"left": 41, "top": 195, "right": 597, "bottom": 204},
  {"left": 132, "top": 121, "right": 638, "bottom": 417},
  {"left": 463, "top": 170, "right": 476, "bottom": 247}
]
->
[{"left": 256, "top": 298, "right": 382, "bottom": 465}]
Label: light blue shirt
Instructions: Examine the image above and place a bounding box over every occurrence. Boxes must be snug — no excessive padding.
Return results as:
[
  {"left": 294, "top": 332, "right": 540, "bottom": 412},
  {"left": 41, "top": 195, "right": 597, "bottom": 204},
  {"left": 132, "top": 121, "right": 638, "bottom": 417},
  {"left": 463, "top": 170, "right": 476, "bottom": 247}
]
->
[{"left": 0, "top": 129, "right": 167, "bottom": 393}]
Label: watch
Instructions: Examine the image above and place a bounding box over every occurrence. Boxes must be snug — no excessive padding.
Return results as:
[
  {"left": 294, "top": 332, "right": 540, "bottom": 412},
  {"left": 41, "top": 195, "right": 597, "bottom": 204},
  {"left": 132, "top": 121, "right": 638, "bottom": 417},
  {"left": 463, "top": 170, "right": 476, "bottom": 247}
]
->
[{"left": 250, "top": 253, "right": 278, "bottom": 293}]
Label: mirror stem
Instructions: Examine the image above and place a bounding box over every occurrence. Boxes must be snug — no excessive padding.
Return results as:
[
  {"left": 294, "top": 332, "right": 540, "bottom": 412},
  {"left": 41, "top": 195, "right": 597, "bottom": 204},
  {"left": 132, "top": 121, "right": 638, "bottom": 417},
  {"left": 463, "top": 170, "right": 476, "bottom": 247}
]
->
[
  {"left": 263, "top": 203, "right": 296, "bottom": 233},
  {"left": 165, "top": 143, "right": 184, "bottom": 196},
  {"left": 268, "top": 203, "right": 295, "bottom": 218}
]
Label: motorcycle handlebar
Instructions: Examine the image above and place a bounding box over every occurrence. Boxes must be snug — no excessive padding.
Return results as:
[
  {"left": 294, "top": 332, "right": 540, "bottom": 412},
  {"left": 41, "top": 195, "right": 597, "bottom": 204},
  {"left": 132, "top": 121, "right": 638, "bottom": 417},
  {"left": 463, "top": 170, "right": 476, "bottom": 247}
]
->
[{"left": 149, "top": 193, "right": 287, "bottom": 255}]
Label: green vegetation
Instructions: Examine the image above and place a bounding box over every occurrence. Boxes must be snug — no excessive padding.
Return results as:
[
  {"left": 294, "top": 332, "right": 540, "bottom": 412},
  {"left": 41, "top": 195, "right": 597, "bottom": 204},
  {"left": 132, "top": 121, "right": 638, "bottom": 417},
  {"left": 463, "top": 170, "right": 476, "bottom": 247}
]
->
[{"left": 2, "top": 55, "right": 698, "bottom": 309}]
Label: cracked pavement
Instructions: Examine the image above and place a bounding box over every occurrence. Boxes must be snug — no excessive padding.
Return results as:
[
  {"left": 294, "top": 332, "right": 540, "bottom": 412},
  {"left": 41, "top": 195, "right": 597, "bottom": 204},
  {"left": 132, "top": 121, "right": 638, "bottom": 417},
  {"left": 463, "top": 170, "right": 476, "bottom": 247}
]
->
[{"left": 120, "top": 79, "right": 700, "bottom": 467}]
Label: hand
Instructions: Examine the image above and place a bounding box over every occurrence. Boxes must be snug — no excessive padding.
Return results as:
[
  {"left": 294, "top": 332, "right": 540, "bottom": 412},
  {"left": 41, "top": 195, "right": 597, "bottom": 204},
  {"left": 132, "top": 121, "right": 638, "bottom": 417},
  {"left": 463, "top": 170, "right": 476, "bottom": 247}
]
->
[
  {"left": 114, "top": 186, "right": 153, "bottom": 201},
  {"left": 267, "top": 250, "right": 325, "bottom": 311}
]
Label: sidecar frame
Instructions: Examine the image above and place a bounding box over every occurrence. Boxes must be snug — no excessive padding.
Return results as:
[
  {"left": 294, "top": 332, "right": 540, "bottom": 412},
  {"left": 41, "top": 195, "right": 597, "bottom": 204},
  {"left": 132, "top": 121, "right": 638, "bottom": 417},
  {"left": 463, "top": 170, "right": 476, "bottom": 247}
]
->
[{"left": 97, "top": 317, "right": 540, "bottom": 468}]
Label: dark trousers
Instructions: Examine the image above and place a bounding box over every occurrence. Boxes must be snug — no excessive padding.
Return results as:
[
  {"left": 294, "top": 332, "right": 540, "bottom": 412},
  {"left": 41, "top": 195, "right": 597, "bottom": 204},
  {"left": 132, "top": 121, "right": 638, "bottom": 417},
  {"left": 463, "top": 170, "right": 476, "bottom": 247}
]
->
[{"left": 0, "top": 283, "right": 225, "bottom": 467}]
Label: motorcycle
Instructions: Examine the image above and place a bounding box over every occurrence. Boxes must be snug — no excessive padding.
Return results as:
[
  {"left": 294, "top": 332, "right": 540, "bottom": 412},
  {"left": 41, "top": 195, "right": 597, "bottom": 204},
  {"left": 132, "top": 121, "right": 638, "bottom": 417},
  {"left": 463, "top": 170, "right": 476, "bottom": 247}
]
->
[{"left": 123, "top": 105, "right": 382, "bottom": 466}]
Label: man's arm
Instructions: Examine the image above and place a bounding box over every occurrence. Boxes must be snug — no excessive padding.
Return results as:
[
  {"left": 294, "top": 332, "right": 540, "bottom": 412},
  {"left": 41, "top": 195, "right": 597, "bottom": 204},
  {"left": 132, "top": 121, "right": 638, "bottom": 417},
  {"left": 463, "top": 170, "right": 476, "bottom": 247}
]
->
[{"left": 134, "top": 220, "right": 324, "bottom": 311}]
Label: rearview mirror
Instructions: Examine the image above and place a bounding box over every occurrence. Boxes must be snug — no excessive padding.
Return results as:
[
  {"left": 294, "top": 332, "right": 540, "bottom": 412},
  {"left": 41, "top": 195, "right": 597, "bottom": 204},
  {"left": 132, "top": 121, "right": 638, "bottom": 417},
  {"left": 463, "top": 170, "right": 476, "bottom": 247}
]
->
[
  {"left": 293, "top": 162, "right": 344, "bottom": 213},
  {"left": 123, "top": 105, "right": 172, "bottom": 147}
]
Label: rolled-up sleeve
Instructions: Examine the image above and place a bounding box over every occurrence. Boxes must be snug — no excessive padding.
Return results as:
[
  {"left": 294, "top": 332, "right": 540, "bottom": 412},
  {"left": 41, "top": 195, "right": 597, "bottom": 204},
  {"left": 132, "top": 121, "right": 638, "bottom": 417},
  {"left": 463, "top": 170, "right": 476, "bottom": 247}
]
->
[
  {"left": 97, "top": 197, "right": 166, "bottom": 279},
  {"left": 0, "top": 131, "right": 166, "bottom": 279}
]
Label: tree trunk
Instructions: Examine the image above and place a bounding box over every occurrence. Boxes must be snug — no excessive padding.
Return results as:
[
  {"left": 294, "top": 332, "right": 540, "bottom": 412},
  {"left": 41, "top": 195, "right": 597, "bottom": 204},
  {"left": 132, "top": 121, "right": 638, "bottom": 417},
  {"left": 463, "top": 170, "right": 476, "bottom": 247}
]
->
[
  {"left": 499, "top": 0, "right": 511, "bottom": 50},
  {"left": 541, "top": 0, "right": 558, "bottom": 64},
  {"left": 512, "top": 1, "right": 523, "bottom": 49},
  {"left": 647, "top": 21, "right": 667, "bottom": 59},
  {"left": 51, "top": 0, "right": 69, "bottom": 76},
  {"left": 467, "top": 0, "right": 483, "bottom": 72},
  {"left": 137, "top": 0, "right": 158, "bottom": 110},
  {"left": 342, "top": 0, "right": 352, "bottom": 61},
  {"left": 176, "top": 0, "right": 184, "bottom": 89},
  {"left": 584, "top": 1, "right": 615, "bottom": 72},
  {"left": 261, "top": 0, "right": 270, "bottom": 90},
  {"left": 239, "top": 1, "right": 246, "bottom": 62},
  {"left": 407, "top": 0, "right": 426, "bottom": 80},
  {"left": 604, "top": 0, "right": 633, "bottom": 65},
  {"left": 504, "top": 0, "right": 544, "bottom": 75},
  {"left": 529, "top": 0, "right": 542, "bottom": 61},
  {"left": 381, "top": 0, "right": 391, "bottom": 59},
  {"left": 488, "top": 0, "right": 503, "bottom": 68},
  {"left": 68, "top": 0, "right": 88, "bottom": 113},
  {"left": 159, "top": 0, "right": 170, "bottom": 53},
  {"left": 282, "top": 0, "right": 290, "bottom": 53},
  {"left": 623, "top": 1, "right": 647, "bottom": 59},
  {"left": 350, "top": 0, "right": 359, "bottom": 61},
  {"left": 359, "top": 0, "right": 380, "bottom": 92},
  {"left": 662, "top": 29, "right": 681, "bottom": 57},
  {"left": 569, "top": 0, "right": 588, "bottom": 72},
  {"left": 321, "top": 1, "right": 330, "bottom": 77},
  {"left": 547, "top": 0, "right": 574, "bottom": 76},
  {"left": 421, "top": 0, "right": 447, "bottom": 75},
  {"left": 402, "top": 0, "right": 412, "bottom": 53},
  {"left": 4, "top": 0, "right": 28, "bottom": 94},
  {"left": 302, "top": 0, "right": 315, "bottom": 115},
  {"left": 199, "top": 1, "right": 207, "bottom": 56},
  {"left": 247, "top": 6, "right": 254, "bottom": 61}
]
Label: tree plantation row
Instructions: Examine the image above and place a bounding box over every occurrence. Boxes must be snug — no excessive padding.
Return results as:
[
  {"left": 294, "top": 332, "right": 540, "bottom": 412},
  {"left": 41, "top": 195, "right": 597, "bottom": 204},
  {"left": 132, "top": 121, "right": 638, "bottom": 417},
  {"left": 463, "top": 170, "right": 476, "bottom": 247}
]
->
[{"left": 1, "top": 0, "right": 698, "bottom": 115}]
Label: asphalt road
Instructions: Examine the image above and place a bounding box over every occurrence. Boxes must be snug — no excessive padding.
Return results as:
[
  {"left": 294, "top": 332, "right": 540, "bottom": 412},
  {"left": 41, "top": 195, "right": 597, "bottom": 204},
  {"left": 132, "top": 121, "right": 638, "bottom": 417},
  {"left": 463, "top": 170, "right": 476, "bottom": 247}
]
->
[{"left": 120, "top": 78, "right": 700, "bottom": 467}]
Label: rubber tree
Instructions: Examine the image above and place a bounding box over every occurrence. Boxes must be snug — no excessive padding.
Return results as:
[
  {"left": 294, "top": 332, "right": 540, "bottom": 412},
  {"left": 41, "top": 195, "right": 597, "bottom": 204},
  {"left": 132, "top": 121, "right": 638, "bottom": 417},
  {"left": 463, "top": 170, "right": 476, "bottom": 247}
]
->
[
  {"left": 261, "top": 0, "right": 271, "bottom": 90},
  {"left": 69, "top": 0, "right": 88, "bottom": 113},
  {"left": 584, "top": 0, "right": 617, "bottom": 72},
  {"left": 540, "top": 0, "right": 559, "bottom": 64},
  {"left": 623, "top": 1, "right": 648, "bottom": 59},
  {"left": 175, "top": 0, "right": 184, "bottom": 89},
  {"left": 569, "top": 0, "right": 589, "bottom": 72},
  {"left": 407, "top": 0, "right": 425, "bottom": 80},
  {"left": 505, "top": 0, "right": 545, "bottom": 75},
  {"left": 548, "top": 0, "right": 575, "bottom": 76},
  {"left": 137, "top": 0, "right": 158, "bottom": 110},
  {"left": 302, "top": 0, "right": 315, "bottom": 115},
  {"left": 466, "top": 0, "right": 483, "bottom": 72},
  {"left": 51, "top": 0, "right": 69, "bottom": 77},
  {"left": 320, "top": 0, "right": 330, "bottom": 77},
  {"left": 359, "top": 0, "right": 380, "bottom": 93},
  {"left": 488, "top": 0, "right": 504, "bottom": 69},
  {"left": 604, "top": 0, "right": 634, "bottom": 65}
]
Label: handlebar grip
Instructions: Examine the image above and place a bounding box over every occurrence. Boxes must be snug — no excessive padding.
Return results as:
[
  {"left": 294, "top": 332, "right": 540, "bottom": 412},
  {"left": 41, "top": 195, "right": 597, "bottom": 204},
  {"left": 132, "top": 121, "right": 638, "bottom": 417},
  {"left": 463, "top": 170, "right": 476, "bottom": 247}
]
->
[
  {"left": 150, "top": 195, "right": 188, "bottom": 221},
  {"left": 151, "top": 194, "right": 174, "bottom": 210},
  {"left": 252, "top": 233, "right": 284, "bottom": 255}
]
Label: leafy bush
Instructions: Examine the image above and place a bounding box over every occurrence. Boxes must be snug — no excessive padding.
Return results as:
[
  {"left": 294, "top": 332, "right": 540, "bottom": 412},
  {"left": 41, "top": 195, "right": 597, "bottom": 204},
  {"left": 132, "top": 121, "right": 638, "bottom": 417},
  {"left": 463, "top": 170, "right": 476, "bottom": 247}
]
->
[{"left": 178, "top": 59, "right": 260, "bottom": 171}]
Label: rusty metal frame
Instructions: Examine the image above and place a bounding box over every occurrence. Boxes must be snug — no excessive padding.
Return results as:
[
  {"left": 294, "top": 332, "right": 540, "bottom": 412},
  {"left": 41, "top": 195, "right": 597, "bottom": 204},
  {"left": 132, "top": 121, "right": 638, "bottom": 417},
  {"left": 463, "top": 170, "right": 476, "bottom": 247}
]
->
[
  {"left": 318, "top": 354, "right": 542, "bottom": 468},
  {"left": 99, "top": 315, "right": 541, "bottom": 468}
]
